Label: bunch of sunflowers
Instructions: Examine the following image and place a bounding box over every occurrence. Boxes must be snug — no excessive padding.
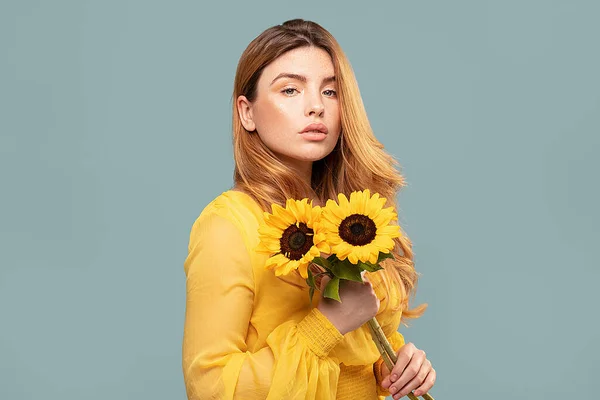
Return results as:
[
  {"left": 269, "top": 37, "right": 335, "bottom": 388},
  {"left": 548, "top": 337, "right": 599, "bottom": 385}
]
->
[
  {"left": 256, "top": 189, "right": 434, "bottom": 400},
  {"left": 256, "top": 189, "right": 399, "bottom": 301}
]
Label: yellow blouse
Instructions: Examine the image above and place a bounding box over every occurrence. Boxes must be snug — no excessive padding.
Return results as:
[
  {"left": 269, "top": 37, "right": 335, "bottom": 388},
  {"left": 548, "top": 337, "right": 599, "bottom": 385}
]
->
[{"left": 182, "top": 190, "right": 406, "bottom": 399}]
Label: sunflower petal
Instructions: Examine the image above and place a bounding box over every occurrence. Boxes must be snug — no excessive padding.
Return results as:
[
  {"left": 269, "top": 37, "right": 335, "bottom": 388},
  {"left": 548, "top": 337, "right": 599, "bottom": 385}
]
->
[
  {"left": 366, "top": 195, "right": 387, "bottom": 219},
  {"left": 377, "top": 225, "right": 402, "bottom": 238},
  {"left": 367, "top": 248, "right": 379, "bottom": 264},
  {"left": 364, "top": 190, "right": 373, "bottom": 214},
  {"left": 298, "top": 199, "right": 311, "bottom": 223},
  {"left": 373, "top": 209, "right": 397, "bottom": 227},
  {"left": 349, "top": 191, "right": 363, "bottom": 214},
  {"left": 348, "top": 251, "right": 359, "bottom": 265},
  {"left": 337, "top": 192, "right": 350, "bottom": 210},
  {"left": 334, "top": 242, "right": 352, "bottom": 259},
  {"left": 316, "top": 240, "right": 331, "bottom": 253},
  {"left": 360, "top": 246, "right": 372, "bottom": 264},
  {"left": 287, "top": 259, "right": 302, "bottom": 275},
  {"left": 274, "top": 253, "right": 291, "bottom": 266},
  {"left": 272, "top": 204, "right": 296, "bottom": 226},
  {"left": 266, "top": 254, "right": 289, "bottom": 271},
  {"left": 255, "top": 241, "right": 276, "bottom": 254},
  {"left": 326, "top": 235, "right": 343, "bottom": 245},
  {"left": 263, "top": 214, "right": 292, "bottom": 231},
  {"left": 258, "top": 223, "right": 284, "bottom": 239},
  {"left": 309, "top": 205, "right": 322, "bottom": 226},
  {"left": 324, "top": 201, "right": 346, "bottom": 223},
  {"left": 373, "top": 236, "right": 396, "bottom": 252},
  {"left": 286, "top": 199, "right": 298, "bottom": 219},
  {"left": 298, "top": 262, "right": 309, "bottom": 279}
]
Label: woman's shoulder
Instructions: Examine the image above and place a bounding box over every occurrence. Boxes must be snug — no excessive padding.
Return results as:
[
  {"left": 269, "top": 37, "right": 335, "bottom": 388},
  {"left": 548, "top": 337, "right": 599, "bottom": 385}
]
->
[
  {"left": 202, "top": 189, "right": 263, "bottom": 223},
  {"left": 188, "top": 189, "right": 264, "bottom": 248},
  {"left": 184, "top": 190, "right": 265, "bottom": 276}
]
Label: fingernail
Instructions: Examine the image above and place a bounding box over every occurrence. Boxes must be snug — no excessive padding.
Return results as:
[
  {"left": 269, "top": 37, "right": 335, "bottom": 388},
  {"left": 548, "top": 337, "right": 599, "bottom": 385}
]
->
[
  {"left": 390, "top": 386, "right": 396, "bottom": 393},
  {"left": 391, "top": 374, "right": 398, "bottom": 381}
]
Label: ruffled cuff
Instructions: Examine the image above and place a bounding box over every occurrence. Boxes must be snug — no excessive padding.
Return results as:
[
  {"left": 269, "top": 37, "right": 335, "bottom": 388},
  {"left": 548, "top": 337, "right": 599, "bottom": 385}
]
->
[{"left": 297, "top": 308, "right": 344, "bottom": 358}]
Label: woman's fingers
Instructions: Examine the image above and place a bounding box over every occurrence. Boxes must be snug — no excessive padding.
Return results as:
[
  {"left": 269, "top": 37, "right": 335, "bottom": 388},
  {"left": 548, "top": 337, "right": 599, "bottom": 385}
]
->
[
  {"left": 378, "top": 342, "right": 436, "bottom": 397},
  {"left": 394, "top": 359, "right": 433, "bottom": 399},
  {"left": 380, "top": 343, "right": 414, "bottom": 389},
  {"left": 385, "top": 343, "right": 427, "bottom": 398},
  {"left": 391, "top": 343, "right": 419, "bottom": 383},
  {"left": 413, "top": 366, "right": 436, "bottom": 397}
]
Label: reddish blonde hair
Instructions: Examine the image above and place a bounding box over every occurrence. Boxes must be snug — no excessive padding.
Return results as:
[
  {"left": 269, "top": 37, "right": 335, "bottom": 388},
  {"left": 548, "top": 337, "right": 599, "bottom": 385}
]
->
[{"left": 232, "top": 19, "right": 426, "bottom": 324}]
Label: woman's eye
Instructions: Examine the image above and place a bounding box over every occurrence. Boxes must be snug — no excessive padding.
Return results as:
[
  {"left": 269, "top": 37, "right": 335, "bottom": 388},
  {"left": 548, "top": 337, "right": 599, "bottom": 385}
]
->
[
  {"left": 323, "top": 89, "right": 337, "bottom": 97},
  {"left": 282, "top": 88, "right": 298, "bottom": 96}
]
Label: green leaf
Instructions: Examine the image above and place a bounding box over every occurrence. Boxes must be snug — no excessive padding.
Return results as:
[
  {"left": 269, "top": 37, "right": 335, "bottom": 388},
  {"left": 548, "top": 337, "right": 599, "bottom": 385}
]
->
[
  {"left": 377, "top": 251, "right": 394, "bottom": 263},
  {"left": 312, "top": 257, "right": 332, "bottom": 270},
  {"left": 323, "top": 277, "right": 341, "bottom": 302},
  {"left": 358, "top": 261, "right": 384, "bottom": 272},
  {"left": 309, "top": 287, "right": 315, "bottom": 306},
  {"left": 331, "top": 261, "right": 363, "bottom": 282},
  {"left": 327, "top": 254, "right": 338, "bottom": 263},
  {"left": 306, "top": 268, "right": 316, "bottom": 289}
]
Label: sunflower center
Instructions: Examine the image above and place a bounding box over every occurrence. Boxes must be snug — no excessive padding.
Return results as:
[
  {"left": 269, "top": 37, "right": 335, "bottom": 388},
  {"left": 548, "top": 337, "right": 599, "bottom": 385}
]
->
[
  {"left": 350, "top": 223, "right": 365, "bottom": 236},
  {"left": 289, "top": 231, "right": 306, "bottom": 250},
  {"left": 339, "top": 214, "right": 377, "bottom": 246},
  {"left": 280, "top": 222, "right": 314, "bottom": 260}
]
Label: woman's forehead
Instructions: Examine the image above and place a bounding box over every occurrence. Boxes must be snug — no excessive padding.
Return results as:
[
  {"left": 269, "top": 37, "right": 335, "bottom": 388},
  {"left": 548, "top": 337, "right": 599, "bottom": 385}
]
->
[{"left": 260, "top": 47, "right": 335, "bottom": 83}]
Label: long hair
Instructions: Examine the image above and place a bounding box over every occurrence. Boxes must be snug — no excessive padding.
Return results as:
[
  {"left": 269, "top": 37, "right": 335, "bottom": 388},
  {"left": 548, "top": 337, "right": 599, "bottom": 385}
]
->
[{"left": 232, "top": 19, "right": 426, "bottom": 324}]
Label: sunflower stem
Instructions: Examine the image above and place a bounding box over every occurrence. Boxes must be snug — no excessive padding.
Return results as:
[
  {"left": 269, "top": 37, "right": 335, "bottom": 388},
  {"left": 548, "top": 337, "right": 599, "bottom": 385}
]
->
[
  {"left": 367, "top": 322, "right": 394, "bottom": 371},
  {"left": 367, "top": 318, "right": 435, "bottom": 400},
  {"left": 367, "top": 318, "right": 398, "bottom": 364}
]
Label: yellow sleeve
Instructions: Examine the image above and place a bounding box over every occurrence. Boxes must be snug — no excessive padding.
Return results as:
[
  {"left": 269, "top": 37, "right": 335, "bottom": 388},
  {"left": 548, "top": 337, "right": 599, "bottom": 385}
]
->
[{"left": 182, "top": 212, "right": 344, "bottom": 400}]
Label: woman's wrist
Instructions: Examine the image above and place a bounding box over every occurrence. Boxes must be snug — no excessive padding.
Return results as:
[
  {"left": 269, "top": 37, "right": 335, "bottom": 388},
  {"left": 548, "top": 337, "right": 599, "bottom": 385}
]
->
[
  {"left": 297, "top": 308, "right": 344, "bottom": 357},
  {"left": 316, "top": 305, "right": 349, "bottom": 335}
]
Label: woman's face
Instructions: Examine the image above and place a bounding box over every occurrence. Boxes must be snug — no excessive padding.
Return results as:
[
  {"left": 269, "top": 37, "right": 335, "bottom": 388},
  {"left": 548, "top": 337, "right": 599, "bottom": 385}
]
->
[{"left": 237, "top": 46, "right": 341, "bottom": 176}]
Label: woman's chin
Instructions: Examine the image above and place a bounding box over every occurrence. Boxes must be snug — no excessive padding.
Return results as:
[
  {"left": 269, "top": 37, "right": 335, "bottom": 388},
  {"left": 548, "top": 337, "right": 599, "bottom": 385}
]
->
[
  {"left": 294, "top": 143, "right": 337, "bottom": 161},
  {"left": 292, "top": 151, "right": 334, "bottom": 163}
]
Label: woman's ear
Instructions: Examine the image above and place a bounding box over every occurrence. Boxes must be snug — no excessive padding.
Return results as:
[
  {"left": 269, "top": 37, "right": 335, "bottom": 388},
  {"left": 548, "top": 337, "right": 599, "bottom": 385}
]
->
[{"left": 236, "top": 95, "right": 256, "bottom": 132}]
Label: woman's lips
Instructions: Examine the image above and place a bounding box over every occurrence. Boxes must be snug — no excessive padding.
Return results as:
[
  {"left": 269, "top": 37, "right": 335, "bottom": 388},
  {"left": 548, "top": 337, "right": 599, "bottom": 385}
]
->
[
  {"left": 300, "top": 131, "right": 327, "bottom": 141},
  {"left": 301, "top": 123, "right": 328, "bottom": 134}
]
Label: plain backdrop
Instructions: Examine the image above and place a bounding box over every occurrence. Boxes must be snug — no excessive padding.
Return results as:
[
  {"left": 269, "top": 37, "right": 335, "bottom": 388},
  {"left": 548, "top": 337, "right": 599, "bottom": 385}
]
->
[{"left": 1, "top": 1, "right": 598, "bottom": 399}]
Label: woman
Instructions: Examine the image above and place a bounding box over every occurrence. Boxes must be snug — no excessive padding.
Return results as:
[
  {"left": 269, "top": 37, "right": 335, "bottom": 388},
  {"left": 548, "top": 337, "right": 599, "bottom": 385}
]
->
[{"left": 182, "top": 19, "right": 436, "bottom": 400}]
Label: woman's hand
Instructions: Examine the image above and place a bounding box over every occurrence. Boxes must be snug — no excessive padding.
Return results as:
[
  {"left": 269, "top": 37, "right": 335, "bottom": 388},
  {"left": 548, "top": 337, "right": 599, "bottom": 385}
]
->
[
  {"left": 379, "top": 342, "right": 436, "bottom": 399},
  {"left": 317, "top": 275, "right": 380, "bottom": 335}
]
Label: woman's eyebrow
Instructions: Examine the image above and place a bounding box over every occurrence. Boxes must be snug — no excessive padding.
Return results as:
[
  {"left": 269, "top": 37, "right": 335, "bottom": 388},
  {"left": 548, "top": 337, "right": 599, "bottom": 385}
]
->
[{"left": 270, "top": 73, "right": 336, "bottom": 86}]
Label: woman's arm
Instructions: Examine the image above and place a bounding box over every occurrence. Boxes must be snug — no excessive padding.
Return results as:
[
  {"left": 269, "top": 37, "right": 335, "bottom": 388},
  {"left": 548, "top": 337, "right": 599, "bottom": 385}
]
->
[{"left": 182, "top": 212, "right": 344, "bottom": 400}]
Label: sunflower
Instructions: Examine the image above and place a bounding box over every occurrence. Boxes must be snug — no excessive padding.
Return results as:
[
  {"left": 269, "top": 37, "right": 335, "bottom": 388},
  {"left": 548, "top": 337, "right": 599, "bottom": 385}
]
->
[
  {"left": 255, "top": 198, "right": 330, "bottom": 279},
  {"left": 320, "top": 189, "right": 401, "bottom": 265}
]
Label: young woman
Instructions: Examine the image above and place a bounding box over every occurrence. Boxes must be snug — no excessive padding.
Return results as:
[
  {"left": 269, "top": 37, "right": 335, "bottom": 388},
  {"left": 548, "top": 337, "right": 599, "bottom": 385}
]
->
[{"left": 182, "top": 19, "right": 436, "bottom": 400}]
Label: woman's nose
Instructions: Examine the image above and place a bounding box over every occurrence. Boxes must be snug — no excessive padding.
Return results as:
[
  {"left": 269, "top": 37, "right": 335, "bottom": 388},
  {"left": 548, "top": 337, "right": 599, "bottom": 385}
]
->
[{"left": 305, "top": 91, "right": 325, "bottom": 117}]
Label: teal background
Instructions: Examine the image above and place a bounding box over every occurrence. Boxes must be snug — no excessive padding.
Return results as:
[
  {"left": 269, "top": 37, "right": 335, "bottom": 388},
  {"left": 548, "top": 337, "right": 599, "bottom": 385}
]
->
[{"left": 1, "top": 1, "right": 598, "bottom": 399}]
